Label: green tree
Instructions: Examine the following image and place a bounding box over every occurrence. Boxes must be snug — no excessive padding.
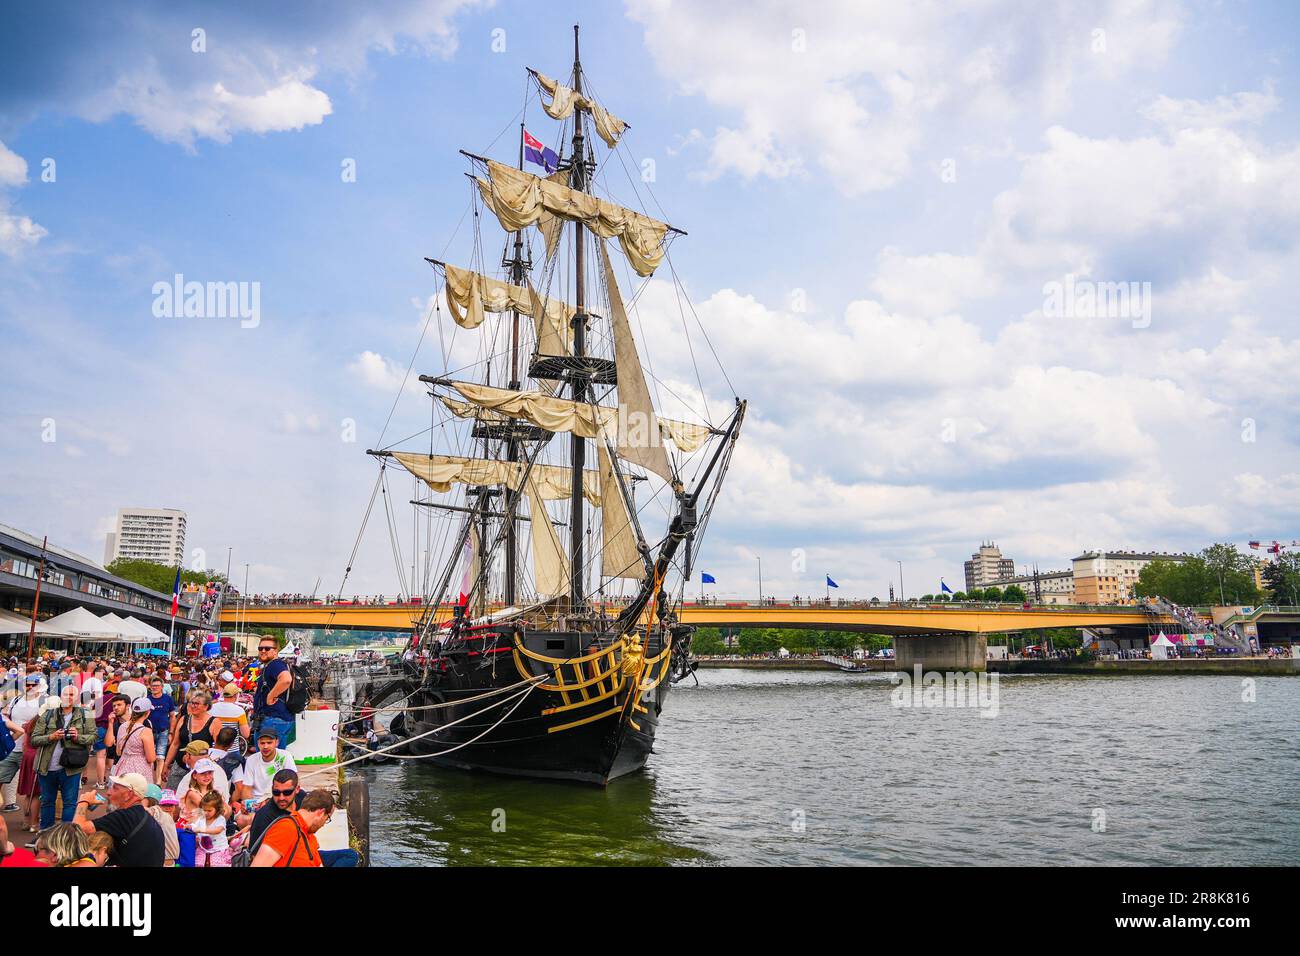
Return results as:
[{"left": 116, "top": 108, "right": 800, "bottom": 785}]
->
[
  {"left": 920, "top": 594, "right": 935, "bottom": 602},
  {"left": 983, "top": 586, "right": 1003, "bottom": 602},
  {"left": 1262, "top": 554, "right": 1300, "bottom": 605},
  {"left": 737, "top": 629, "right": 782, "bottom": 655},
  {"left": 1002, "top": 584, "right": 1028, "bottom": 603},
  {"left": 1135, "top": 547, "right": 1262, "bottom": 606},
  {"left": 106, "top": 558, "right": 227, "bottom": 594},
  {"left": 965, "top": 587, "right": 985, "bottom": 601},
  {"left": 1201, "top": 543, "right": 1263, "bottom": 605},
  {"left": 952, "top": 591, "right": 967, "bottom": 602},
  {"left": 692, "top": 628, "right": 726, "bottom": 654}
]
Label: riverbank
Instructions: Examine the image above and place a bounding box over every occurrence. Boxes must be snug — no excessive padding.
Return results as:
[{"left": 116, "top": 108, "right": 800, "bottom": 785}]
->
[
  {"left": 990, "top": 657, "right": 1300, "bottom": 676},
  {"left": 696, "top": 656, "right": 1300, "bottom": 676}
]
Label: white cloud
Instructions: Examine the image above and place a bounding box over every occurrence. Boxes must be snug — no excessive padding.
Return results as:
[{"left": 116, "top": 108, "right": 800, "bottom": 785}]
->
[
  {"left": 871, "top": 248, "right": 999, "bottom": 316},
  {"left": 1142, "top": 87, "right": 1280, "bottom": 130},
  {"left": 0, "top": 197, "right": 47, "bottom": 256},
  {"left": 348, "top": 350, "right": 410, "bottom": 394},
  {"left": 13, "top": 1, "right": 483, "bottom": 149},
  {"left": 982, "top": 125, "right": 1300, "bottom": 280},
  {"left": 628, "top": 0, "right": 1183, "bottom": 194},
  {"left": 0, "top": 141, "right": 27, "bottom": 187},
  {"left": 0, "top": 141, "right": 45, "bottom": 256}
]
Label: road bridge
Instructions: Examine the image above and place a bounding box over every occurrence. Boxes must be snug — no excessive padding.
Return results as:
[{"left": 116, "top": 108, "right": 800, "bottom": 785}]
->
[{"left": 219, "top": 601, "right": 1169, "bottom": 671}]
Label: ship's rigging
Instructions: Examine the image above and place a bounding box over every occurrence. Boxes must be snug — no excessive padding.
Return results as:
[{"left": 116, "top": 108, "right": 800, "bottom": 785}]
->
[{"left": 334, "top": 25, "right": 744, "bottom": 783}]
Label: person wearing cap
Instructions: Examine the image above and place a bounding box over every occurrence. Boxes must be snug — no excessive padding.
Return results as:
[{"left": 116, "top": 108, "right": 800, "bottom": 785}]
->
[
  {"left": 176, "top": 746, "right": 231, "bottom": 804},
  {"left": 233, "top": 726, "right": 297, "bottom": 812},
  {"left": 31, "top": 685, "right": 95, "bottom": 830},
  {"left": 179, "top": 757, "right": 231, "bottom": 820},
  {"left": 72, "top": 772, "right": 164, "bottom": 867},
  {"left": 105, "top": 696, "right": 156, "bottom": 782},
  {"left": 142, "top": 675, "right": 176, "bottom": 785},
  {"left": 141, "top": 782, "right": 180, "bottom": 866},
  {"left": 211, "top": 682, "right": 250, "bottom": 747},
  {"left": 0, "top": 675, "right": 46, "bottom": 812}
]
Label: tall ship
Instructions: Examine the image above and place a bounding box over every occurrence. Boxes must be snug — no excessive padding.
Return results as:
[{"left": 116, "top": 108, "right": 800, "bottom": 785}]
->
[{"left": 368, "top": 27, "right": 745, "bottom": 784}]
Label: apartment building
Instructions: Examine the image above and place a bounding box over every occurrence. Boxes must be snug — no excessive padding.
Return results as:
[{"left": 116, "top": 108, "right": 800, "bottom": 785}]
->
[
  {"left": 104, "top": 508, "right": 187, "bottom": 566},
  {"left": 1071, "top": 550, "right": 1193, "bottom": 604},
  {"left": 964, "top": 542, "right": 1016, "bottom": 592}
]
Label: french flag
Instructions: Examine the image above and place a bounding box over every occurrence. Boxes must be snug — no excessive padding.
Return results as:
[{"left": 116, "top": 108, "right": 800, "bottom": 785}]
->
[
  {"left": 523, "top": 129, "right": 560, "bottom": 174},
  {"left": 170, "top": 566, "right": 182, "bottom": 617}
]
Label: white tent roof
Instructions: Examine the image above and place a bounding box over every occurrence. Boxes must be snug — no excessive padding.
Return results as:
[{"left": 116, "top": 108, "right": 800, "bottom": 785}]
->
[
  {"left": 123, "top": 615, "right": 169, "bottom": 642},
  {"left": 40, "top": 606, "right": 123, "bottom": 639},
  {"left": 1151, "top": 634, "right": 1175, "bottom": 646},
  {"left": 99, "top": 613, "right": 147, "bottom": 641},
  {"left": 0, "top": 608, "right": 35, "bottom": 634}
]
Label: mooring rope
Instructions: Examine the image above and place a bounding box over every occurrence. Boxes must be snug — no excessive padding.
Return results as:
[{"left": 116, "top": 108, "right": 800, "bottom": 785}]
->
[{"left": 297, "top": 674, "right": 545, "bottom": 779}]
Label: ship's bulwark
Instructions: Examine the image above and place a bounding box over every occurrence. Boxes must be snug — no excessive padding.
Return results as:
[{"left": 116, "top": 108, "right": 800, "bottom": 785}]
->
[{"left": 389, "top": 626, "right": 678, "bottom": 785}]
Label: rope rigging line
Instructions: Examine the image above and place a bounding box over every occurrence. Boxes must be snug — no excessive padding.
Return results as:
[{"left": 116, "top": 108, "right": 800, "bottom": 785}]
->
[{"left": 298, "top": 674, "right": 546, "bottom": 778}]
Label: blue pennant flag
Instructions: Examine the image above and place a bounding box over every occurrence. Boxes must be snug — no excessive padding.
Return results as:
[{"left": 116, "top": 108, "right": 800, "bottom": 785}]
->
[
  {"left": 826, "top": 575, "right": 839, "bottom": 588},
  {"left": 523, "top": 129, "right": 560, "bottom": 175},
  {"left": 701, "top": 572, "right": 716, "bottom": 584},
  {"left": 941, "top": 580, "right": 953, "bottom": 594}
]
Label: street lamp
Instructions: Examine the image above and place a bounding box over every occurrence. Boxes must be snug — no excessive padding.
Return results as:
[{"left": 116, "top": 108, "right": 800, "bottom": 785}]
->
[
  {"left": 756, "top": 555, "right": 763, "bottom": 604},
  {"left": 897, "top": 560, "right": 905, "bottom": 602}
]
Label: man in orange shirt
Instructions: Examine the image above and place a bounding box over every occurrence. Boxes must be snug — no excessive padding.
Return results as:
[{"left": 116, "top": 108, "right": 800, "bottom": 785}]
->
[{"left": 250, "top": 788, "right": 334, "bottom": 867}]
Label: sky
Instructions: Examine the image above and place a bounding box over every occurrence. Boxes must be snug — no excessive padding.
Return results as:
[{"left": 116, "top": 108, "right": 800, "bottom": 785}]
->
[{"left": 2, "top": 0, "right": 1299, "bottom": 601}]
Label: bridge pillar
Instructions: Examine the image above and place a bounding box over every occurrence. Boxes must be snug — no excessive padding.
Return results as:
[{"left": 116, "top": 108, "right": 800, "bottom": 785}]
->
[{"left": 895, "top": 633, "right": 986, "bottom": 672}]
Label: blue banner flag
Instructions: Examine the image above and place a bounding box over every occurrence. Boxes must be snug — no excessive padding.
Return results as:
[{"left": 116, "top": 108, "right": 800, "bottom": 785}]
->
[
  {"left": 701, "top": 572, "right": 716, "bottom": 584},
  {"left": 941, "top": 580, "right": 953, "bottom": 594},
  {"left": 826, "top": 575, "right": 839, "bottom": 588},
  {"left": 523, "top": 129, "right": 560, "bottom": 174}
]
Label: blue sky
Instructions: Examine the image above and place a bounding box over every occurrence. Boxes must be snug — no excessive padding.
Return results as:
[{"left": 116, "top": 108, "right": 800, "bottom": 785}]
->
[{"left": 2, "top": 0, "right": 1299, "bottom": 600}]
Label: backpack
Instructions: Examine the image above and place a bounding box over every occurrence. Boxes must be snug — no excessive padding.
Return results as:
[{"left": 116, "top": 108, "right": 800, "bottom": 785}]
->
[
  {"left": 284, "top": 663, "right": 310, "bottom": 715},
  {"left": 0, "top": 718, "right": 13, "bottom": 762},
  {"left": 232, "top": 812, "right": 311, "bottom": 867}
]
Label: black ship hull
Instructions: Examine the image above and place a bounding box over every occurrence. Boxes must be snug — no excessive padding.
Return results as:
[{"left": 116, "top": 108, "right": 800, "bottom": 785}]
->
[{"left": 387, "top": 623, "right": 685, "bottom": 785}]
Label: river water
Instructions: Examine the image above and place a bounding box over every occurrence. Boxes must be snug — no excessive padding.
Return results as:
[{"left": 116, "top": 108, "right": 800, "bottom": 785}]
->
[{"left": 363, "top": 669, "right": 1298, "bottom": 866}]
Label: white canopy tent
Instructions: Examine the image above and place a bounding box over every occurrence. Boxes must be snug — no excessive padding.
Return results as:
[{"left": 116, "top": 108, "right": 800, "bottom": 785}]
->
[
  {"left": 0, "top": 608, "right": 37, "bottom": 635},
  {"left": 1151, "top": 633, "right": 1175, "bottom": 660},
  {"left": 124, "top": 616, "right": 170, "bottom": 643},
  {"left": 40, "top": 606, "right": 124, "bottom": 640},
  {"left": 100, "top": 612, "right": 168, "bottom": 644}
]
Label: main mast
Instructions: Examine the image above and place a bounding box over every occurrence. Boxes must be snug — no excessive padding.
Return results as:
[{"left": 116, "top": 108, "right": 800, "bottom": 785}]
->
[
  {"left": 501, "top": 121, "right": 530, "bottom": 607},
  {"left": 568, "top": 23, "right": 588, "bottom": 608}
]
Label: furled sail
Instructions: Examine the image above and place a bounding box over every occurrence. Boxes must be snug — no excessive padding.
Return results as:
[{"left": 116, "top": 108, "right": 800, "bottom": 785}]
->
[
  {"left": 442, "top": 263, "right": 571, "bottom": 355},
  {"left": 599, "top": 241, "right": 672, "bottom": 481},
  {"left": 390, "top": 451, "right": 600, "bottom": 506},
  {"left": 534, "top": 168, "right": 570, "bottom": 265},
  {"left": 535, "top": 71, "right": 628, "bottom": 148},
  {"left": 475, "top": 160, "right": 669, "bottom": 277},
  {"left": 597, "top": 443, "right": 645, "bottom": 580},
  {"left": 526, "top": 477, "right": 569, "bottom": 598},
  {"left": 444, "top": 381, "right": 710, "bottom": 455}
]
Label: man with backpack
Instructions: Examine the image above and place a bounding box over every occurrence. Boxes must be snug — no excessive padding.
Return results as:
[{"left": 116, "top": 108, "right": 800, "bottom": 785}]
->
[
  {"left": 251, "top": 639, "right": 298, "bottom": 749},
  {"left": 249, "top": 787, "right": 334, "bottom": 867}
]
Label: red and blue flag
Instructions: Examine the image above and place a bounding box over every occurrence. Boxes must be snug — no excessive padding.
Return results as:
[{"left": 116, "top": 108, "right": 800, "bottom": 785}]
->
[{"left": 523, "top": 129, "right": 560, "bottom": 175}]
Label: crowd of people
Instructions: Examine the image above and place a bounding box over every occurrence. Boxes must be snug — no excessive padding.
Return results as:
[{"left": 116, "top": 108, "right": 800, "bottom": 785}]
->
[
  {"left": 188, "top": 581, "right": 228, "bottom": 626},
  {"left": 240, "top": 593, "right": 402, "bottom": 606},
  {"left": 0, "top": 641, "right": 355, "bottom": 869}
]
